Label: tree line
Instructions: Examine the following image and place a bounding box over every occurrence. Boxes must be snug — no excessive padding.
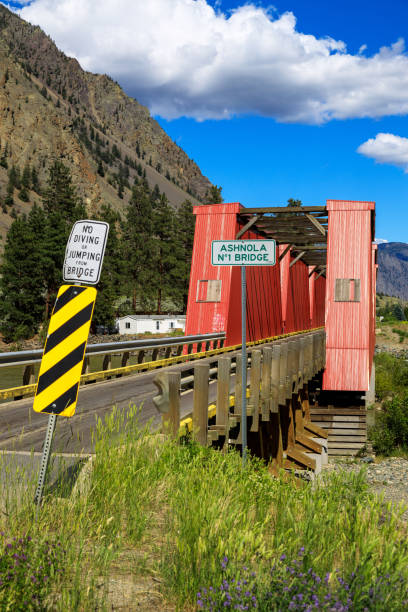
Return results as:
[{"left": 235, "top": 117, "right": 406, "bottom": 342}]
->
[{"left": 0, "top": 161, "right": 196, "bottom": 342}]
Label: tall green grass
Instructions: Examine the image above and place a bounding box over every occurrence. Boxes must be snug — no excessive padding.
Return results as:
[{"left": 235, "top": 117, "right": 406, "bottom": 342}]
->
[{"left": 1, "top": 405, "right": 408, "bottom": 610}]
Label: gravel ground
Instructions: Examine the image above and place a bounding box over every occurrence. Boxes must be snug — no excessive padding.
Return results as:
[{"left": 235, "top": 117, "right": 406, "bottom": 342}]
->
[{"left": 325, "top": 457, "right": 408, "bottom": 520}]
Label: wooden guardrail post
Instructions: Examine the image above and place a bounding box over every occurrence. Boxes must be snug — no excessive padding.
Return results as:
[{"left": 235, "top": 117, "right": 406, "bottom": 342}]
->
[
  {"left": 279, "top": 342, "right": 288, "bottom": 405},
  {"left": 164, "top": 372, "right": 181, "bottom": 438},
  {"left": 208, "top": 356, "right": 231, "bottom": 448},
  {"left": 249, "top": 350, "right": 261, "bottom": 432},
  {"left": 261, "top": 347, "right": 273, "bottom": 421},
  {"left": 234, "top": 354, "right": 242, "bottom": 415},
  {"left": 152, "top": 370, "right": 181, "bottom": 438},
  {"left": 102, "top": 354, "right": 111, "bottom": 371},
  {"left": 121, "top": 351, "right": 130, "bottom": 367},
  {"left": 22, "top": 364, "right": 35, "bottom": 386},
  {"left": 270, "top": 344, "right": 280, "bottom": 414},
  {"left": 298, "top": 338, "right": 306, "bottom": 390},
  {"left": 287, "top": 340, "right": 297, "bottom": 396},
  {"left": 193, "top": 363, "right": 210, "bottom": 446}
]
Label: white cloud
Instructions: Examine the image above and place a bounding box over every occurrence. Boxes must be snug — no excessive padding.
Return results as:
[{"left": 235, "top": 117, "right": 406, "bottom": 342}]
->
[
  {"left": 16, "top": 0, "right": 408, "bottom": 123},
  {"left": 357, "top": 133, "right": 408, "bottom": 172},
  {"left": 374, "top": 238, "right": 389, "bottom": 244}
]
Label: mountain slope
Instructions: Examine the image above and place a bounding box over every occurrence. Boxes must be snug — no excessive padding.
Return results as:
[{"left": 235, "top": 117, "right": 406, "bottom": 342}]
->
[
  {"left": 0, "top": 4, "right": 212, "bottom": 241},
  {"left": 377, "top": 242, "right": 408, "bottom": 300}
]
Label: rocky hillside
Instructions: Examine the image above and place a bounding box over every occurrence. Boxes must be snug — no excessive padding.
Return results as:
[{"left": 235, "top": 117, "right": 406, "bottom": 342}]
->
[
  {"left": 377, "top": 242, "right": 408, "bottom": 300},
  {"left": 0, "top": 4, "right": 212, "bottom": 242}
]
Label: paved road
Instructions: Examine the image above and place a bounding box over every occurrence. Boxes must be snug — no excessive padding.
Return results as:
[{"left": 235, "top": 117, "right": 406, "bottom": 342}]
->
[{"left": 0, "top": 356, "right": 224, "bottom": 454}]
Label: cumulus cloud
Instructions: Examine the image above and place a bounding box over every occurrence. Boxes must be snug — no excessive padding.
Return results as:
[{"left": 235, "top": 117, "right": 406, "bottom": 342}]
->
[
  {"left": 357, "top": 133, "right": 408, "bottom": 172},
  {"left": 15, "top": 0, "right": 408, "bottom": 123}
]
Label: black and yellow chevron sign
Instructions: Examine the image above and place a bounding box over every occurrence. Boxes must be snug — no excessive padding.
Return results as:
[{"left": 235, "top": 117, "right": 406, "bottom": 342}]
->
[{"left": 33, "top": 284, "right": 97, "bottom": 417}]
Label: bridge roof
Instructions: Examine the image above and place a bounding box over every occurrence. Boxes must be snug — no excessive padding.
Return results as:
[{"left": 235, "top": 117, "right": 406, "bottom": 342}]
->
[{"left": 237, "top": 205, "right": 328, "bottom": 271}]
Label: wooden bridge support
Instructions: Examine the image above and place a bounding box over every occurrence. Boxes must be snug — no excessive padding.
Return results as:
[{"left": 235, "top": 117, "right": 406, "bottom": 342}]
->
[{"left": 153, "top": 330, "right": 328, "bottom": 474}]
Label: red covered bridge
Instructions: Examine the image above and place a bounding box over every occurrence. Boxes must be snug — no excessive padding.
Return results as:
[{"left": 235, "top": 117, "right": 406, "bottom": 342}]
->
[{"left": 184, "top": 200, "right": 377, "bottom": 455}]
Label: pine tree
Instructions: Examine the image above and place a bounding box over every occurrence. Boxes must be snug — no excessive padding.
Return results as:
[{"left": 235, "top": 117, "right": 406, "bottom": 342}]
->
[
  {"left": 0, "top": 206, "right": 47, "bottom": 341},
  {"left": 206, "top": 185, "right": 223, "bottom": 204},
  {"left": 92, "top": 205, "right": 122, "bottom": 328},
  {"left": 152, "top": 192, "right": 176, "bottom": 314},
  {"left": 31, "top": 167, "right": 40, "bottom": 193},
  {"left": 41, "top": 161, "right": 86, "bottom": 317},
  {"left": 122, "top": 183, "right": 156, "bottom": 311},
  {"left": 21, "top": 163, "right": 31, "bottom": 189},
  {"left": 97, "top": 160, "right": 105, "bottom": 177},
  {"left": 18, "top": 185, "right": 29, "bottom": 202},
  {"left": 173, "top": 200, "right": 195, "bottom": 312}
]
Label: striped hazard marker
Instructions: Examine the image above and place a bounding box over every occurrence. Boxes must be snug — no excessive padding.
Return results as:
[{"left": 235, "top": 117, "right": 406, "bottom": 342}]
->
[{"left": 33, "top": 284, "right": 97, "bottom": 417}]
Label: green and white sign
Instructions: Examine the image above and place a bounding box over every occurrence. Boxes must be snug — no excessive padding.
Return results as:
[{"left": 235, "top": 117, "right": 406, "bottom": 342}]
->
[{"left": 211, "top": 240, "right": 276, "bottom": 266}]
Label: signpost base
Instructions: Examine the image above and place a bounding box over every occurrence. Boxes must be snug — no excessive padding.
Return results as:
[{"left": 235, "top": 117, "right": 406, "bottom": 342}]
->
[{"left": 34, "top": 414, "right": 57, "bottom": 510}]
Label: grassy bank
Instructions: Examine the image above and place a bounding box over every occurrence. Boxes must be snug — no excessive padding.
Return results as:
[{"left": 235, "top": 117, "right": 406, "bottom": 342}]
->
[{"left": 1, "top": 406, "right": 408, "bottom": 610}]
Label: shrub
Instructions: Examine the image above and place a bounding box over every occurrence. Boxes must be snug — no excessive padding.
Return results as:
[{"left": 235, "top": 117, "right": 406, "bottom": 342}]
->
[{"left": 369, "top": 392, "right": 408, "bottom": 455}]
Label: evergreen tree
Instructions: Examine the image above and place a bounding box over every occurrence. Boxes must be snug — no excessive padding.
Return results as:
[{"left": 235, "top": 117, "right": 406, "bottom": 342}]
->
[
  {"left": 173, "top": 200, "right": 195, "bottom": 312},
  {"left": 5, "top": 182, "right": 14, "bottom": 207},
  {"left": 97, "top": 160, "right": 105, "bottom": 177},
  {"left": 206, "top": 185, "right": 223, "bottom": 204},
  {"left": 92, "top": 205, "right": 122, "bottom": 328},
  {"left": 122, "top": 183, "right": 156, "bottom": 311},
  {"left": 152, "top": 192, "right": 177, "bottom": 314},
  {"left": 31, "top": 167, "right": 40, "bottom": 193},
  {"left": 0, "top": 206, "right": 47, "bottom": 341},
  {"left": 18, "top": 185, "right": 29, "bottom": 202},
  {"left": 21, "top": 163, "right": 31, "bottom": 189},
  {"left": 8, "top": 165, "right": 21, "bottom": 190},
  {"left": 41, "top": 161, "right": 86, "bottom": 317}
]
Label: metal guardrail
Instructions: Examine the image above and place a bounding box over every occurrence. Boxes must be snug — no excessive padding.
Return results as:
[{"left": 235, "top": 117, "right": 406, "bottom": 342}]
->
[
  {"left": 0, "top": 332, "right": 225, "bottom": 400},
  {"left": 0, "top": 332, "right": 225, "bottom": 367},
  {"left": 0, "top": 328, "right": 324, "bottom": 403}
]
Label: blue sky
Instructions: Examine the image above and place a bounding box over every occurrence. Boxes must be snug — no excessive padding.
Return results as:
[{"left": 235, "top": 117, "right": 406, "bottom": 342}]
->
[{"left": 6, "top": 0, "right": 408, "bottom": 242}]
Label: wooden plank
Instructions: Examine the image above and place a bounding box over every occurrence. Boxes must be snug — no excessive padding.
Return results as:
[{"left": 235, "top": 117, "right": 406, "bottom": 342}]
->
[
  {"left": 236, "top": 215, "right": 261, "bottom": 239},
  {"left": 311, "top": 415, "right": 365, "bottom": 422},
  {"left": 296, "top": 432, "right": 323, "bottom": 453},
  {"left": 303, "top": 421, "right": 328, "bottom": 439},
  {"left": 327, "top": 424, "right": 367, "bottom": 431},
  {"left": 330, "top": 435, "right": 367, "bottom": 442},
  {"left": 310, "top": 408, "right": 366, "bottom": 415},
  {"left": 270, "top": 344, "right": 280, "bottom": 413},
  {"left": 279, "top": 342, "right": 288, "bottom": 404},
  {"left": 249, "top": 350, "right": 261, "bottom": 432},
  {"left": 287, "top": 447, "right": 316, "bottom": 470},
  {"left": 328, "top": 441, "right": 367, "bottom": 449},
  {"left": 329, "top": 448, "right": 362, "bottom": 456},
  {"left": 242, "top": 206, "right": 327, "bottom": 214},
  {"left": 216, "top": 357, "right": 231, "bottom": 450},
  {"left": 234, "top": 353, "right": 242, "bottom": 415},
  {"left": 305, "top": 213, "right": 326, "bottom": 236},
  {"left": 278, "top": 243, "right": 292, "bottom": 261},
  {"left": 270, "top": 412, "right": 284, "bottom": 468},
  {"left": 193, "top": 363, "right": 210, "bottom": 446},
  {"left": 289, "top": 251, "right": 306, "bottom": 268},
  {"left": 162, "top": 371, "right": 181, "bottom": 439},
  {"left": 261, "top": 347, "right": 273, "bottom": 420}
]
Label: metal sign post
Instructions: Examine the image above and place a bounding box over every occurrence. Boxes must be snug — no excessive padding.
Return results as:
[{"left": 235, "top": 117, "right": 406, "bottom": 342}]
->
[
  {"left": 212, "top": 239, "right": 276, "bottom": 466},
  {"left": 33, "top": 219, "right": 109, "bottom": 511},
  {"left": 241, "top": 265, "right": 247, "bottom": 465}
]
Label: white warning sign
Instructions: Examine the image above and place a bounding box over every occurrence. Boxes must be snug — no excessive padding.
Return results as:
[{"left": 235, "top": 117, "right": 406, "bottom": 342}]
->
[{"left": 63, "top": 220, "right": 109, "bottom": 285}]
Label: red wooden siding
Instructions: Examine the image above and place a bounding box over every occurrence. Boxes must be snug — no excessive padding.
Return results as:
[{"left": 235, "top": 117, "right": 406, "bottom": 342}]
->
[
  {"left": 185, "top": 203, "right": 241, "bottom": 343},
  {"left": 323, "top": 200, "right": 375, "bottom": 391},
  {"left": 185, "top": 203, "right": 283, "bottom": 346}
]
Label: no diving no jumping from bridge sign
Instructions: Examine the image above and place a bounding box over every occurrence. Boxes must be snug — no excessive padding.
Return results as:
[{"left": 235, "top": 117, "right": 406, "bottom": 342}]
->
[{"left": 63, "top": 220, "right": 109, "bottom": 284}]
